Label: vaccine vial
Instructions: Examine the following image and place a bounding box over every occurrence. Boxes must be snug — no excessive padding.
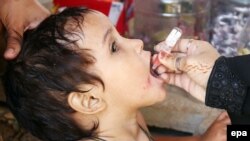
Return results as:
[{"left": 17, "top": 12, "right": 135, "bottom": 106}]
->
[{"left": 159, "top": 27, "right": 182, "bottom": 54}]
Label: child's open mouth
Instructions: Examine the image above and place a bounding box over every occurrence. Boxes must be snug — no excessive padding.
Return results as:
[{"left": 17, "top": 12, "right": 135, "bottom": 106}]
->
[{"left": 150, "top": 56, "right": 159, "bottom": 77}]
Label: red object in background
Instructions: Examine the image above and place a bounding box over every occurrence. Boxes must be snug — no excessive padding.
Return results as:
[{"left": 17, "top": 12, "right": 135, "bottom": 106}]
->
[{"left": 54, "top": 0, "right": 134, "bottom": 35}]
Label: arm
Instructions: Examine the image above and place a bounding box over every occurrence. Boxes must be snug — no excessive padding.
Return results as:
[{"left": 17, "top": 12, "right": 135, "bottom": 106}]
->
[{"left": 206, "top": 55, "right": 250, "bottom": 115}]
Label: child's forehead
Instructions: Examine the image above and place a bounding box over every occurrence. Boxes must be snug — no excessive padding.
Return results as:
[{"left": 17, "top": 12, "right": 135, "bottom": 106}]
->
[
  {"left": 80, "top": 11, "right": 113, "bottom": 38},
  {"left": 84, "top": 11, "right": 111, "bottom": 27},
  {"left": 75, "top": 11, "right": 113, "bottom": 49}
]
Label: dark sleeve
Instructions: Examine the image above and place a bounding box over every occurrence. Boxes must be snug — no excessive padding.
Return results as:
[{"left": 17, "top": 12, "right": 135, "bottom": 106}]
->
[{"left": 205, "top": 55, "right": 250, "bottom": 116}]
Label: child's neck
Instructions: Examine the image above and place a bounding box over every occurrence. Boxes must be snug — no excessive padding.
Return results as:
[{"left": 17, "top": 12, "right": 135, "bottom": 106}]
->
[{"left": 97, "top": 110, "right": 150, "bottom": 141}]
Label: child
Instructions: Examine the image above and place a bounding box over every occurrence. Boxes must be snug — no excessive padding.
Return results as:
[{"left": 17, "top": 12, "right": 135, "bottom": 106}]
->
[{"left": 3, "top": 7, "right": 230, "bottom": 141}]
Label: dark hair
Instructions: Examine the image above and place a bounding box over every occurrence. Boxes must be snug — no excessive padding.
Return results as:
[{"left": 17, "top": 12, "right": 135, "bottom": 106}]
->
[{"left": 2, "top": 7, "right": 105, "bottom": 141}]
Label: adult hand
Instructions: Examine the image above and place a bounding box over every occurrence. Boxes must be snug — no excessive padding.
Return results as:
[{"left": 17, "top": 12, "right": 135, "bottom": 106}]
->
[
  {"left": 200, "top": 111, "right": 231, "bottom": 141},
  {"left": 0, "top": 0, "right": 50, "bottom": 60},
  {"left": 152, "top": 39, "right": 220, "bottom": 102}
]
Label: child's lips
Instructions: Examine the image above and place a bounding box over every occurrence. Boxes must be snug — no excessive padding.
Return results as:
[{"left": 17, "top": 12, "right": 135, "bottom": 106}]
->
[{"left": 150, "top": 67, "right": 158, "bottom": 77}]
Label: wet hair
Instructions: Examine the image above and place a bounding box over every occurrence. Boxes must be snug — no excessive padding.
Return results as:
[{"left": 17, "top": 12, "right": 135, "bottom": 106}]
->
[{"left": 2, "top": 7, "right": 105, "bottom": 141}]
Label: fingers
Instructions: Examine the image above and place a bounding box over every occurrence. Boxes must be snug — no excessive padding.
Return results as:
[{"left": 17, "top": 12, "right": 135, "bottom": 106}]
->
[
  {"left": 25, "top": 21, "right": 40, "bottom": 31},
  {"left": 217, "top": 111, "right": 228, "bottom": 120},
  {"left": 154, "top": 41, "right": 167, "bottom": 52},
  {"left": 25, "top": 2, "right": 50, "bottom": 30},
  {"left": 171, "top": 39, "right": 195, "bottom": 53},
  {"left": 0, "top": 0, "right": 50, "bottom": 60},
  {"left": 158, "top": 52, "right": 187, "bottom": 73},
  {"left": 156, "top": 65, "right": 167, "bottom": 74},
  {"left": 158, "top": 73, "right": 169, "bottom": 82},
  {"left": 216, "top": 111, "right": 231, "bottom": 125},
  {"left": 213, "top": 112, "right": 231, "bottom": 141},
  {"left": 4, "top": 29, "right": 22, "bottom": 60}
]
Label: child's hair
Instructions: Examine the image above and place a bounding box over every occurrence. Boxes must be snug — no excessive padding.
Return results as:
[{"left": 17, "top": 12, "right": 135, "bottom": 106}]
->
[{"left": 2, "top": 7, "right": 105, "bottom": 141}]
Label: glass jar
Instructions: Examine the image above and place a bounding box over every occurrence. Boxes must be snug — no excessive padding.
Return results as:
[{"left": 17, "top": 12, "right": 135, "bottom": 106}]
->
[
  {"left": 237, "top": 17, "right": 250, "bottom": 55},
  {"left": 134, "top": 0, "right": 210, "bottom": 51},
  {"left": 210, "top": 0, "right": 250, "bottom": 57}
]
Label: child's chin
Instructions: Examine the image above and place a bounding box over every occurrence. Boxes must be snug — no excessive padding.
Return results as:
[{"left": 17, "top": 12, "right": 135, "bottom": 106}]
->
[
  {"left": 157, "top": 91, "right": 167, "bottom": 102},
  {"left": 152, "top": 92, "right": 167, "bottom": 105}
]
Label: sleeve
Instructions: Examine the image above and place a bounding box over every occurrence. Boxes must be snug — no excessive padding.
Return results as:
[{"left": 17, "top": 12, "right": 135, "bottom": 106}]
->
[{"left": 205, "top": 55, "right": 250, "bottom": 116}]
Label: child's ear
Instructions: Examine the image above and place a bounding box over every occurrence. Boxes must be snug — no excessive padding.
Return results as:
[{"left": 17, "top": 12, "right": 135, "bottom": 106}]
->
[{"left": 67, "top": 85, "right": 106, "bottom": 115}]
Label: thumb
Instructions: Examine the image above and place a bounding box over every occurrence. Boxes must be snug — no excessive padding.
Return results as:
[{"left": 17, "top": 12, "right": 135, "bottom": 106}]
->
[
  {"left": 217, "top": 112, "right": 228, "bottom": 120},
  {"left": 4, "top": 29, "right": 22, "bottom": 60},
  {"left": 216, "top": 111, "right": 230, "bottom": 124}
]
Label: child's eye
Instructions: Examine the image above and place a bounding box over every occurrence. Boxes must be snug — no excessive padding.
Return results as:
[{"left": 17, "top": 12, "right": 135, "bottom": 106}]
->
[{"left": 111, "top": 41, "right": 118, "bottom": 53}]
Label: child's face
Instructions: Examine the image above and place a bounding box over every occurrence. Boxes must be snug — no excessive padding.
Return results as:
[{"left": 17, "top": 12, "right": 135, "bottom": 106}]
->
[{"left": 79, "top": 11, "right": 166, "bottom": 110}]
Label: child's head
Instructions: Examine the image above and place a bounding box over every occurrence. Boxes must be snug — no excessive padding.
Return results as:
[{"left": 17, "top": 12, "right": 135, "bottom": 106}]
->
[{"left": 3, "top": 7, "right": 166, "bottom": 141}]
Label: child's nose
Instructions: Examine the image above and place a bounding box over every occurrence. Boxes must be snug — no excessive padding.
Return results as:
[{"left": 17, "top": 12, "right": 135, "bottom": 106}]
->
[{"left": 133, "top": 39, "right": 143, "bottom": 54}]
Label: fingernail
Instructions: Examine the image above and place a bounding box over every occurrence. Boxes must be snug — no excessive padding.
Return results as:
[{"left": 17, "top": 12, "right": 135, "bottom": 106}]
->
[
  {"left": 154, "top": 44, "right": 159, "bottom": 52},
  {"left": 6, "top": 48, "right": 15, "bottom": 54},
  {"left": 157, "top": 66, "right": 166, "bottom": 74},
  {"left": 4, "top": 48, "right": 15, "bottom": 59},
  {"left": 152, "top": 59, "right": 160, "bottom": 70},
  {"left": 159, "top": 52, "right": 165, "bottom": 59}
]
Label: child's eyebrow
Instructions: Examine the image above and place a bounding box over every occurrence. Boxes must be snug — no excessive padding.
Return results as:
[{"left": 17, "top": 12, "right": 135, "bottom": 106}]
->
[{"left": 103, "top": 27, "right": 113, "bottom": 44}]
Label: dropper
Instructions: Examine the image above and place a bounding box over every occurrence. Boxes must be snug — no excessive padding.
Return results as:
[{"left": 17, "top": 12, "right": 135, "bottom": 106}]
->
[{"left": 152, "top": 27, "right": 182, "bottom": 69}]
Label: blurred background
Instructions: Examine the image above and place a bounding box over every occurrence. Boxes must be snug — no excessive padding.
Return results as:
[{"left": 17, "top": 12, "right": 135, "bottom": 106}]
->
[{"left": 1, "top": 0, "right": 250, "bottom": 140}]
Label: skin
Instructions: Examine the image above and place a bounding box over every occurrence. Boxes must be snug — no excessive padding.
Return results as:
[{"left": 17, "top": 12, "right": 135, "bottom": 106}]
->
[
  {"left": 67, "top": 11, "right": 230, "bottom": 141},
  {"left": 0, "top": 0, "right": 228, "bottom": 141},
  {"left": 0, "top": 0, "right": 50, "bottom": 60},
  {"left": 84, "top": 12, "right": 166, "bottom": 109},
  {"left": 68, "top": 11, "right": 166, "bottom": 141},
  {"left": 153, "top": 39, "right": 220, "bottom": 102},
  {"left": 0, "top": 0, "right": 229, "bottom": 139}
]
